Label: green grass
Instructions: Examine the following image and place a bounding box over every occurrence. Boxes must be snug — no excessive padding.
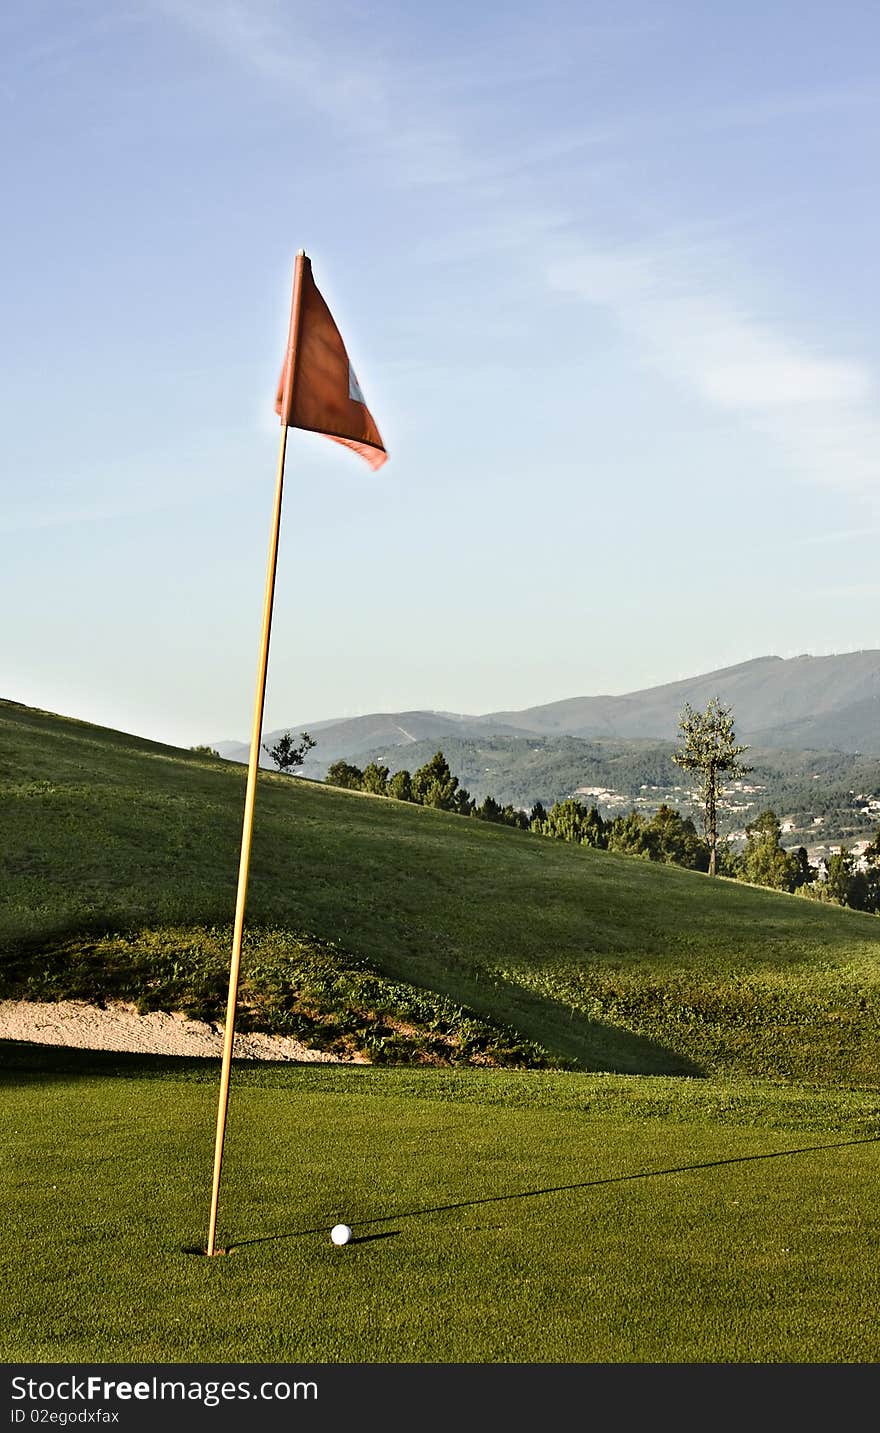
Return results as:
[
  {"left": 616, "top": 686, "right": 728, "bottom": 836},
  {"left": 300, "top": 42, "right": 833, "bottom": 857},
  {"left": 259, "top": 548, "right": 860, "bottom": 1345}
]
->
[
  {"left": 2, "top": 697, "right": 879, "bottom": 1080},
  {"left": 2, "top": 1048, "right": 879, "bottom": 1363}
]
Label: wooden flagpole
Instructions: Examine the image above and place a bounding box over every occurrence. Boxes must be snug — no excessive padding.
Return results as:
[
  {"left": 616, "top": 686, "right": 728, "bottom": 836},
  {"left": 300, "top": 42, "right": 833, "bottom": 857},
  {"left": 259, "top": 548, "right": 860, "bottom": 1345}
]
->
[{"left": 206, "top": 250, "right": 307, "bottom": 1257}]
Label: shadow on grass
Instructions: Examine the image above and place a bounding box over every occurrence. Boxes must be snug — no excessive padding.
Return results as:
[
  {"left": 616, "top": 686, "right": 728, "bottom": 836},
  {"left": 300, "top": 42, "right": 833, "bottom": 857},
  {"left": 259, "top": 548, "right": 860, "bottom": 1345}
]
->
[
  {"left": 348, "top": 1229, "right": 401, "bottom": 1245},
  {"left": 0, "top": 1040, "right": 229, "bottom": 1086},
  {"left": 1, "top": 922, "right": 705, "bottom": 1076},
  {"left": 453, "top": 973, "right": 705, "bottom": 1075},
  {"left": 181, "top": 1230, "right": 400, "bottom": 1257},
  {"left": 227, "top": 1134, "right": 880, "bottom": 1253}
]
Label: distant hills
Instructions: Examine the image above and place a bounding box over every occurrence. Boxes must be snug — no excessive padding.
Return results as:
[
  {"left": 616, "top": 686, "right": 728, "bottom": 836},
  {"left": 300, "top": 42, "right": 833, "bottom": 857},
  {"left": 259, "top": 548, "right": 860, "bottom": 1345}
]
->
[
  {"left": 213, "top": 710, "right": 528, "bottom": 770},
  {"left": 476, "top": 652, "right": 880, "bottom": 749},
  {"left": 214, "top": 651, "right": 880, "bottom": 774}
]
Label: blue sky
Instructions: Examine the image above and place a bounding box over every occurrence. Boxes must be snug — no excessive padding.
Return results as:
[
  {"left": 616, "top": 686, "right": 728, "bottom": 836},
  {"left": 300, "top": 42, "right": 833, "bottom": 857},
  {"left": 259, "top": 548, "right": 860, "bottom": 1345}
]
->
[{"left": 2, "top": 1, "right": 878, "bottom": 747}]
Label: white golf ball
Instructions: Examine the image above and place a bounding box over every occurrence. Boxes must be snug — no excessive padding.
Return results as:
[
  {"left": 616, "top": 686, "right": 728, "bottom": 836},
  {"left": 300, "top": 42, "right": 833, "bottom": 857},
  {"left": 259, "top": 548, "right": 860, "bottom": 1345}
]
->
[{"left": 330, "top": 1223, "right": 353, "bottom": 1246}]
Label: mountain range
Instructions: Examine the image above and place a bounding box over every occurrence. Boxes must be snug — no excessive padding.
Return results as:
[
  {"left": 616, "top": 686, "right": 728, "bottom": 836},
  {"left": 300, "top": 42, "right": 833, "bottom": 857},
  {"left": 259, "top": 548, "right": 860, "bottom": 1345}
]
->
[{"left": 213, "top": 650, "right": 880, "bottom": 773}]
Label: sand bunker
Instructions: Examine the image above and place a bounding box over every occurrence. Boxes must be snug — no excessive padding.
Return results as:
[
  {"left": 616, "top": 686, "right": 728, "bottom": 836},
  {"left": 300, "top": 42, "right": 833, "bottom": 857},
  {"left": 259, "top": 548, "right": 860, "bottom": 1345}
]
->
[{"left": 0, "top": 998, "right": 361, "bottom": 1063}]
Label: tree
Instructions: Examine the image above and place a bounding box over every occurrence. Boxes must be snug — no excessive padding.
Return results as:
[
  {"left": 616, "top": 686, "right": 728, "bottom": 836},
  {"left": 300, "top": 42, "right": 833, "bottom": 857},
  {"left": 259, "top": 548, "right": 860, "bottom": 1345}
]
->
[
  {"left": 813, "top": 842, "right": 877, "bottom": 912},
  {"left": 739, "top": 809, "right": 800, "bottom": 891},
  {"left": 789, "top": 846, "right": 816, "bottom": 891},
  {"left": 862, "top": 829, "right": 880, "bottom": 867},
  {"left": 502, "top": 804, "right": 530, "bottom": 831},
  {"left": 453, "top": 786, "right": 475, "bottom": 817},
  {"left": 361, "top": 761, "right": 390, "bottom": 796},
  {"left": 542, "top": 799, "right": 606, "bottom": 847},
  {"left": 860, "top": 829, "right": 880, "bottom": 913},
  {"left": 606, "top": 810, "right": 650, "bottom": 857},
  {"left": 529, "top": 801, "right": 548, "bottom": 832},
  {"left": 576, "top": 804, "right": 607, "bottom": 848},
  {"left": 672, "top": 698, "right": 751, "bottom": 877},
  {"left": 190, "top": 745, "right": 219, "bottom": 757},
  {"left": 325, "top": 760, "right": 363, "bottom": 790},
  {"left": 823, "top": 847, "right": 866, "bottom": 908},
  {"left": 387, "top": 769, "right": 413, "bottom": 803},
  {"left": 262, "top": 729, "right": 316, "bottom": 775},
  {"left": 644, "top": 803, "right": 708, "bottom": 871},
  {"left": 476, "top": 794, "right": 503, "bottom": 822},
  {"left": 411, "top": 751, "right": 459, "bottom": 810}
]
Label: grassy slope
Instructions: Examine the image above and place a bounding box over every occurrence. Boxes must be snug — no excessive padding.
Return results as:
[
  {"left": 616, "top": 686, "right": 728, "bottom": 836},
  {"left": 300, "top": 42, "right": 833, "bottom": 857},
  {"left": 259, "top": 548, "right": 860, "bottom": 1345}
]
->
[{"left": 1, "top": 698, "right": 879, "bottom": 1081}]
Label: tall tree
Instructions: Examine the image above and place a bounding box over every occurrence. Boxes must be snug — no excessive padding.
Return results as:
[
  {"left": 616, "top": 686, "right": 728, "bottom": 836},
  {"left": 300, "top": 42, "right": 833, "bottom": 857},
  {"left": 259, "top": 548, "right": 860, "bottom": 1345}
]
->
[{"left": 672, "top": 698, "right": 751, "bottom": 877}]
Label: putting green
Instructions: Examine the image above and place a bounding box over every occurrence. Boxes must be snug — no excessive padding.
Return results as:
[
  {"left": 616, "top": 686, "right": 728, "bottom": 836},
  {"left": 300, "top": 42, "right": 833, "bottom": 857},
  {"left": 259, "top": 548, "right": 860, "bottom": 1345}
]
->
[{"left": 3, "top": 1055, "right": 878, "bottom": 1363}]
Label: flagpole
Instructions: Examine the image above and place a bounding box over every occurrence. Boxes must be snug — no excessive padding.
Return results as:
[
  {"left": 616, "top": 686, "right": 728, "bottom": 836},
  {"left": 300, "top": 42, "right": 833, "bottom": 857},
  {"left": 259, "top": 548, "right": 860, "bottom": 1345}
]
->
[{"left": 206, "top": 251, "right": 307, "bottom": 1257}]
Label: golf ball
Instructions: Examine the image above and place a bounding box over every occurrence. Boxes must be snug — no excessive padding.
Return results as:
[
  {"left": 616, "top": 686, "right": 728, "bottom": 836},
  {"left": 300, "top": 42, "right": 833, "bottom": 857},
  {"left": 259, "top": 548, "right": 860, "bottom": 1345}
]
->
[{"left": 330, "top": 1223, "right": 353, "bottom": 1246}]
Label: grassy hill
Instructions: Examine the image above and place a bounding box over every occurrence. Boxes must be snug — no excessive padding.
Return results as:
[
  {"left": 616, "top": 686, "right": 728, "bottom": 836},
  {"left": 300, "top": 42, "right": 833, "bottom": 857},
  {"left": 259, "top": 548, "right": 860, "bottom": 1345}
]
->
[{"left": 2, "top": 697, "right": 879, "bottom": 1083}]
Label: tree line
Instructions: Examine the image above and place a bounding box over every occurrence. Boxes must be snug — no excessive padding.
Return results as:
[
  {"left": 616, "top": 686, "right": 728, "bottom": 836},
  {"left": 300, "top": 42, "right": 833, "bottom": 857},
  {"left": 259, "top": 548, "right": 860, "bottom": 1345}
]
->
[
  {"left": 326, "top": 752, "right": 531, "bottom": 827},
  {"left": 324, "top": 708, "right": 880, "bottom": 914}
]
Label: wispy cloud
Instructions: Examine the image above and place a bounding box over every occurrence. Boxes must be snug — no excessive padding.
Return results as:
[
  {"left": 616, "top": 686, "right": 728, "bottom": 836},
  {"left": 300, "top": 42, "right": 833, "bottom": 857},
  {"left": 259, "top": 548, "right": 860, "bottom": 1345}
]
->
[
  {"left": 154, "top": 0, "right": 465, "bottom": 184},
  {"left": 187, "top": 0, "right": 280, "bottom": 68},
  {"left": 155, "top": 0, "right": 379, "bottom": 109},
  {"left": 153, "top": 0, "right": 584, "bottom": 230},
  {"left": 548, "top": 243, "right": 878, "bottom": 493},
  {"left": 549, "top": 246, "right": 871, "bottom": 407},
  {"left": 155, "top": 1, "right": 880, "bottom": 496}
]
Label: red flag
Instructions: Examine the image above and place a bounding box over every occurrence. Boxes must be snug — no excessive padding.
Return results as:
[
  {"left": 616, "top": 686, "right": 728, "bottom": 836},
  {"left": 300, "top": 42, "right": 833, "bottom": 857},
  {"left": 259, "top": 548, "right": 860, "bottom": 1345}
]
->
[{"left": 275, "top": 255, "right": 387, "bottom": 471}]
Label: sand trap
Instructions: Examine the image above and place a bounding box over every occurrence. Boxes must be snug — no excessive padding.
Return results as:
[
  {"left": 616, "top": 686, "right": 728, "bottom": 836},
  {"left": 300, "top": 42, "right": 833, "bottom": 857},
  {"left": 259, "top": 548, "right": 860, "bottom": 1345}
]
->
[{"left": 0, "top": 998, "right": 363, "bottom": 1063}]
